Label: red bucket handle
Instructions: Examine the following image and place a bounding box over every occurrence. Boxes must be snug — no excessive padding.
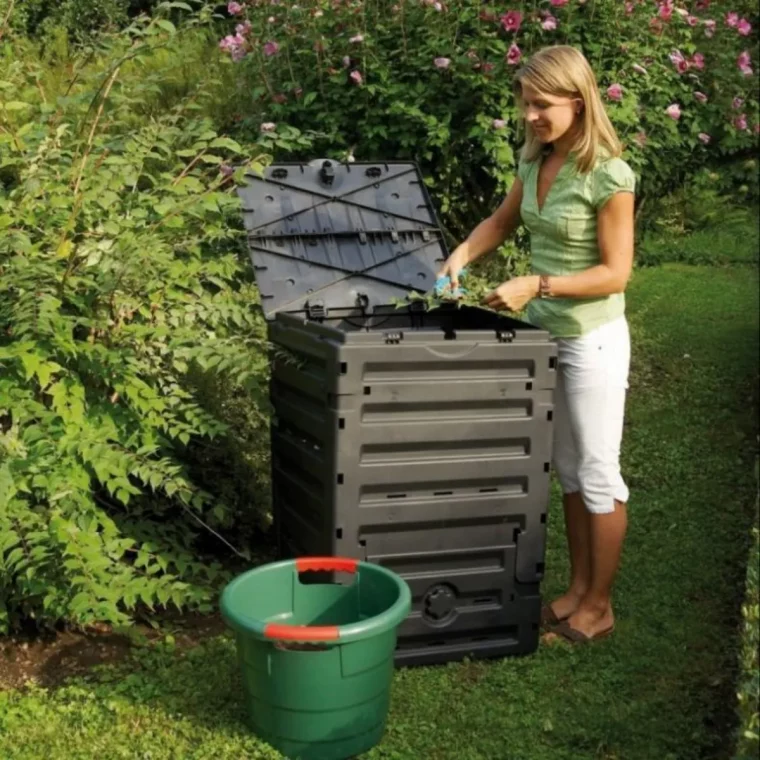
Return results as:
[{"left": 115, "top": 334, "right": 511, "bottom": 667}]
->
[
  {"left": 264, "top": 624, "right": 340, "bottom": 642},
  {"left": 295, "top": 557, "right": 358, "bottom": 574},
  {"left": 262, "top": 557, "right": 359, "bottom": 642}
]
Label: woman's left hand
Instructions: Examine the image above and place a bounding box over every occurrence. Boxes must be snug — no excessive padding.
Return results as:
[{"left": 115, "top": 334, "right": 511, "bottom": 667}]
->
[{"left": 483, "top": 276, "right": 539, "bottom": 312}]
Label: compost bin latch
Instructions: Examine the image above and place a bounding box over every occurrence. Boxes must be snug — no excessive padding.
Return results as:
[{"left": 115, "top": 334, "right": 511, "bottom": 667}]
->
[
  {"left": 497, "top": 330, "right": 515, "bottom": 343},
  {"left": 306, "top": 300, "right": 327, "bottom": 320},
  {"left": 319, "top": 160, "right": 335, "bottom": 187}
]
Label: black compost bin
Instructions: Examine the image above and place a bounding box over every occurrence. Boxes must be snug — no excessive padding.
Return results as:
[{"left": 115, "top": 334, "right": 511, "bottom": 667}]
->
[{"left": 237, "top": 159, "right": 557, "bottom": 666}]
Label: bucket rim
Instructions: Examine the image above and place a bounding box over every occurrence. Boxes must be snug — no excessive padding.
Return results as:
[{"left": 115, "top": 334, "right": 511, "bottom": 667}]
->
[{"left": 219, "top": 557, "right": 411, "bottom": 644}]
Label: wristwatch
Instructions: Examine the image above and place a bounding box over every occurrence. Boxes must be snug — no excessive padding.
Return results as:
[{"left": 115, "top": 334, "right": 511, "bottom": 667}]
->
[{"left": 538, "top": 274, "right": 551, "bottom": 299}]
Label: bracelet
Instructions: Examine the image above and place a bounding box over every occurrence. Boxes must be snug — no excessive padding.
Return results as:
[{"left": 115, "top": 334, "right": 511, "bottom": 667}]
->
[{"left": 538, "top": 274, "right": 551, "bottom": 299}]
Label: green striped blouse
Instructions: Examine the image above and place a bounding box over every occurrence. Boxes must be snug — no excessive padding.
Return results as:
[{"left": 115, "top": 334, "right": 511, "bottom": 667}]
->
[{"left": 517, "top": 150, "right": 637, "bottom": 338}]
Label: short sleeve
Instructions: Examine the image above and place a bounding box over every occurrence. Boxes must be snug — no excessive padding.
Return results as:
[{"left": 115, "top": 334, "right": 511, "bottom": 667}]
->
[{"left": 593, "top": 157, "right": 636, "bottom": 209}]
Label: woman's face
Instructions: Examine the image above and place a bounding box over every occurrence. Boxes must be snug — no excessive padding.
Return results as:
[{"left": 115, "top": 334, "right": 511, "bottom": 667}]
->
[{"left": 519, "top": 83, "right": 582, "bottom": 144}]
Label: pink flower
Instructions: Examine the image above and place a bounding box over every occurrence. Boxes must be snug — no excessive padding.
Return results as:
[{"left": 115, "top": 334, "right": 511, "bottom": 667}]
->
[
  {"left": 737, "top": 51, "right": 753, "bottom": 76},
  {"left": 734, "top": 114, "right": 748, "bottom": 131},
  {"left": 227, "top": 1, "right": 243, "bottom": 15},
  {"left": 633, "top": 63, "right": 648, "bottom": 74},
  {"left": 607, "top": 83, "right": 624, "bottom": 101},
  {"left": 755, "top": 124, "right": 760, "bottom": 134},
  {"left": 350, "top": 70, "right": 363, "bottom": 85},
  {"left": 733, "top": 97, "right": 744, "bottom": 109},
  {"left": 698, "top": 133, "right": 711, "bottom": 144},
  {"left": 625, "top": 2, "right": 635, "bottom": 14},
  {"left": 260, "top": 122, "right": 276, "bottom": 133},
  {"left": 691, "top": 53, "right": 705, "bottom": 70},
  {"left": 687, "top": 15, "right": 699, "bottom": 26},
  {"left": 349, "top": 34, "right": 364, "bottom": 43},
  {"left": 434, "top": 57, "right": 451, "bottom": 69},
  {"left": 263, "top": 40, "right": 280, "bottom": 56},
  {"left": 500, "top": 10, "right": 523, "bottom": 33},
  {"left": 695, "top": 0, "right": 711, "bottom": 9},
  {"left": 542, "top": 14, "right": 558, "bottom": 30},
  {"left": 704, "top": 19, "right": 716, "bottom": 38},
  {"left": 694, "top": 91, "right": 708, "bottom": 103},
  {"left": 666, "top": 103, "right": 682, "bottom": 120},
  {"left": 506, "top": 43, "right": 522, "bottom": 66},
  {"left": 481, "top": 62, "right": 495, "bottom": 74},
  {"left": 236, "top": 21, "right": 252, "bottom": 36},
  {"left": 659, "top": 2, "right": 673, "bottom": 21},
  {"left": 634, "top": 131, "right": 647, "bottom": 148},
  {"left": 726, "top": 12, "right": 739, "bottom": 28},
  {"left": 670, "top": 49, "right": 689, "bottom": 73},
  {"left": 220, "top": 163, "right": 235, "bottom": 177},
  {"left": 738, "top": 19, "right": 752, "bottom": 36},
  {"left": 492, "top": 119, "right": 506, "bottom": 129},
  {"left": 219, "top": 33, "right": 247, "bottom": 61},
  {"left": 550, "top": 0, "right": 569, "bottom": 6}
]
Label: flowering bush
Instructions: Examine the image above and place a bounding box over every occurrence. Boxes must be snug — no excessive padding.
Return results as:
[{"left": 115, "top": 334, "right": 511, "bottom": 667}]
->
[{"left": 216, "top": 0, "right": 759, "bottom": 240}]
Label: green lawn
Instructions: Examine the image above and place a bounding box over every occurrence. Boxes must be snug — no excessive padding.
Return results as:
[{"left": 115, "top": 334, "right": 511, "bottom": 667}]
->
[{"left": 1, "top": 260, "right": 758, "bottom": 760}]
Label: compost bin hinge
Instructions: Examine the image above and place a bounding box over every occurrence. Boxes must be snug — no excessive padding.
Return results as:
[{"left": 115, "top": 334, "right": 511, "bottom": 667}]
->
[
  {"left": 390, "top": 230, "right": 399, "bottom": 243},
  {"left": 496, "top": 330, "right": 515, "bottom": 343},
  {"left": 319, "top": 160, "right": 335, "bottom": 186},
  {"left": 306, "top": 300, "right": 327, "bottom": 320}
]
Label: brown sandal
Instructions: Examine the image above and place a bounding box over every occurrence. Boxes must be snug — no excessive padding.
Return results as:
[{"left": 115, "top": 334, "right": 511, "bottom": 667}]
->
[
  {"left": 540, "top": 603, "right": 566, "bottom": 627},
  {"left": 552, "top": 619, "right": 615, "bottom": 644}
]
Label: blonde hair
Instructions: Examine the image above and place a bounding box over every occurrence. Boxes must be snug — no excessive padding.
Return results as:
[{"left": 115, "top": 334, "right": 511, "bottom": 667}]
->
[{"left": 513, "top": 45, "right": 622, "bottom": 174}]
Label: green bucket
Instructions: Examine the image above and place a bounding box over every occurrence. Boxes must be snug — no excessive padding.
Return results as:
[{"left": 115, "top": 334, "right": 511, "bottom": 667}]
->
[{"left": 220, "top": 556, "right": 412, "bottom": 760}]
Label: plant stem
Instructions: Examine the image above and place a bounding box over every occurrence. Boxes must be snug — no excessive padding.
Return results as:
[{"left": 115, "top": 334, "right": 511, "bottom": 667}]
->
[
  {"left": 0, "top": 0, "right": 15, "bottom": 43},
  {"left": 73, "top": 65, "right": 121, "bottom": 196}
]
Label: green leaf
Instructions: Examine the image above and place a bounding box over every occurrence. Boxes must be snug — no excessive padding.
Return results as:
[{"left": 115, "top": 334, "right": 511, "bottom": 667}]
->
[
  {"left": 19, "top": 351, "right": 41, "bottom": 381},
  {"left": 156, "top": 20, "right": 177, "bottom": 34},
  {"left": 209, "top": 136, "right": 243, "bottom": 153},
  {"left": 3, "top": 101, "right": 31, "bottom": 111}
]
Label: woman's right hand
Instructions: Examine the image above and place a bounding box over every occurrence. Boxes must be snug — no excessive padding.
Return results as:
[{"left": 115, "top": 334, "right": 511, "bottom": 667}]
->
[{"left": 437, "top": 245, "right": 469, "bottom": 291}]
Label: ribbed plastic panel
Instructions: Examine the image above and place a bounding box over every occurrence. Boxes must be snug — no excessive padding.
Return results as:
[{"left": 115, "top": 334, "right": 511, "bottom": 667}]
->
[{"left": 267, "top": 307, "right": 556, "bottom": 665}]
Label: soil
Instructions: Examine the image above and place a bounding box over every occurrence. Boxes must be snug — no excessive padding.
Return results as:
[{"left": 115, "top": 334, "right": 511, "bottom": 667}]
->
[{"left": 0, "top": 612, "right": 229, "bottom": 691}]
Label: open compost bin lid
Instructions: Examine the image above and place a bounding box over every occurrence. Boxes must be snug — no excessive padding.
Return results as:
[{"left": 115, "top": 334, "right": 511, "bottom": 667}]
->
[{"left": 237, "top": 159, "right": 448, "bottom": 320}]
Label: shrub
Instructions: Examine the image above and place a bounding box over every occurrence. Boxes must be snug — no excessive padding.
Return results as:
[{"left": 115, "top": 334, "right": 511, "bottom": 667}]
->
[
  {"left": 215, "top": 0, "right": 759, "bottom": 243},
  {"left": 734, "top": 458, "right": 759, "bottom": 759},
  {"left": 0, "top": 5, "right": 319, "bottom": 633}
]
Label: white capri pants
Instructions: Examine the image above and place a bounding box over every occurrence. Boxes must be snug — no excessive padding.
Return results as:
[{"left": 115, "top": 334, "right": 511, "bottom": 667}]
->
[{"left": 552, "top": 316, "right": 631, "bottom": 514}]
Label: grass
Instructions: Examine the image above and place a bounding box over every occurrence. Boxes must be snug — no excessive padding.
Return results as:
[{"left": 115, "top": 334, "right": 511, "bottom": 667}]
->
[
  {"left": 636, "top": 207, "right": 760, "bottom": 268},
  {"left": 1, "top": 251, "right": 758, "bottom": 759}
]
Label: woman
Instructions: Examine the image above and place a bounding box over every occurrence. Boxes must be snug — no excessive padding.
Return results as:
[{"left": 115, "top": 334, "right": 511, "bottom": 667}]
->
[{"left": 438, "top": 45, "right": 636, "bottom": 644}]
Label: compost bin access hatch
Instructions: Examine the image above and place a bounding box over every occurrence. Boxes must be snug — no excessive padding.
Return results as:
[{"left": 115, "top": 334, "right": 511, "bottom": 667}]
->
[{"left": 236, "top": 159, "right": 448, "bottom": 320}]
